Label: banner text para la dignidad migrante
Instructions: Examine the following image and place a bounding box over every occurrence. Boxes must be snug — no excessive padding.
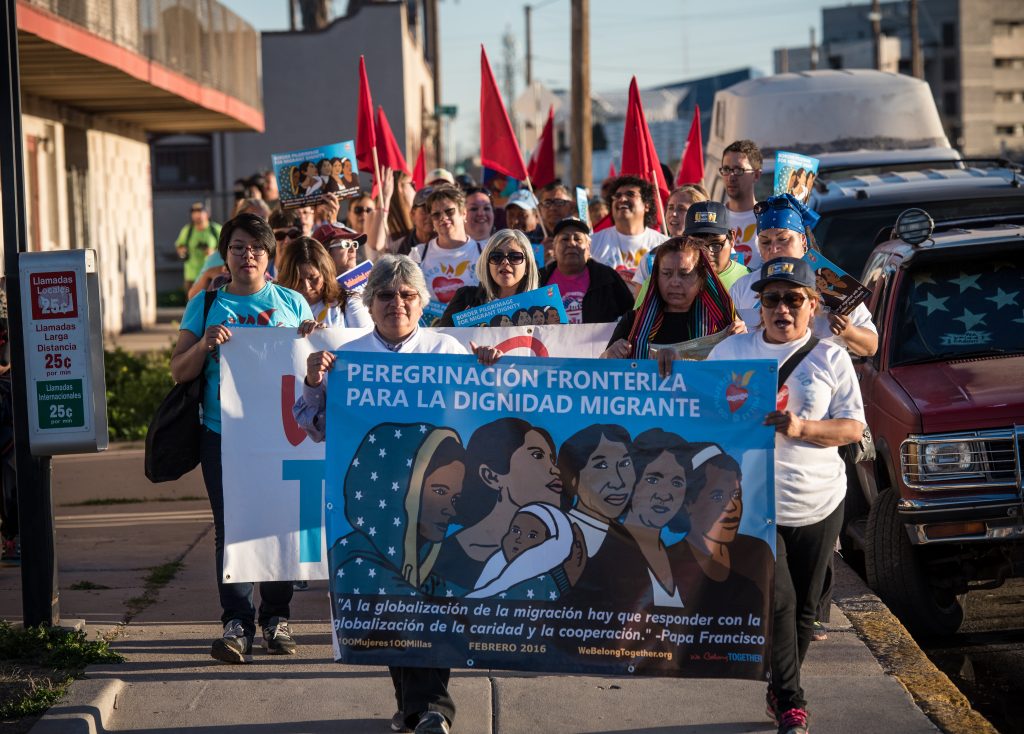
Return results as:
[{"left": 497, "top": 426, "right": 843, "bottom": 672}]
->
[{"left": 325, "top": 353, "right": 777, "bottom": 679}]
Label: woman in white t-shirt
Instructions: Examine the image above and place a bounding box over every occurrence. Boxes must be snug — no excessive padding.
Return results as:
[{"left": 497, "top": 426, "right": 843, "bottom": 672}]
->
[
  {"left": 411, "top": 186, "right": 483, "bottom": 325},
  {"left": 728, "top": 194, "right": 878, "bottom": 357},
  {"left": 708, "top": 256, "right": 865, "bottom": 734},
  {"left": 274, "top": 236, "right": 371, "bottom": 328}
]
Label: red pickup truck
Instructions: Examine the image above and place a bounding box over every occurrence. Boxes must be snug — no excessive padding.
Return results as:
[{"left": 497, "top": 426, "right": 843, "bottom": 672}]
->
[{"left": 845, "top": 210, "right": 1024, "bottom": 636}]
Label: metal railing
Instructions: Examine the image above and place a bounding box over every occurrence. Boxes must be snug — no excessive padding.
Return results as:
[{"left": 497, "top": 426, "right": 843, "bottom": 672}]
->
[{"left": 21, "top": 0, "right": 262, "bottom": 112}]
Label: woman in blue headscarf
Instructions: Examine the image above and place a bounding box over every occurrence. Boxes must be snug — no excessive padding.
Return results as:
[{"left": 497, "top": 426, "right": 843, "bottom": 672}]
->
[{"left": 727, "top": 194, "right": 877, "bottom": 357}]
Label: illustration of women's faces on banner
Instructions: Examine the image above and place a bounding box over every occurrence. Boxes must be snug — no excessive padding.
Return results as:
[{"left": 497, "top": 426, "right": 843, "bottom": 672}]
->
[
  {"left": 773, "top": 151, "right": 820, "bottom": 204},
  {"left": 272, "top": 140, "right": 361, "bottom": 210}
]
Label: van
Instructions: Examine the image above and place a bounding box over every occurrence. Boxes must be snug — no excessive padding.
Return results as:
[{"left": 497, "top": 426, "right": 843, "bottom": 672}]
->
[{"left": 704, "top": 69, "right": 957, "bottom": 201}]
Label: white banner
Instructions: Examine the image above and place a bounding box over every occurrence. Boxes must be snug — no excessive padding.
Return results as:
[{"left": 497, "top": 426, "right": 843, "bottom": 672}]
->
[{"left": 219, "top": 324, "right": 615, "bottom": 582}]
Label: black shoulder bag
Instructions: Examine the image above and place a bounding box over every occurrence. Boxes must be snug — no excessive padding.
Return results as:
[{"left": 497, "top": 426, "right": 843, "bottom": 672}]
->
[
  {"left": 777, "top": 335, "right": 819, "bottom": 392},
  {"left": 145, "top": 290, "right": 217, "bottom": 483}
]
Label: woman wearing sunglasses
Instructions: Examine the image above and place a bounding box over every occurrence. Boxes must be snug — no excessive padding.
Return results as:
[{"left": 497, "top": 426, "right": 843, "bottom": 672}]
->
[
  {"left": 729, "top": 194, "right": 878, "bottom": 357},
  {"left": 436, "top": 229, "right": 539, "bottom": 327},
  {"left": 275, "top": 236, "right": 371, "bottom": 328},
  {"left": 708, "top": 257, "right": 866, "bottom": 734}
]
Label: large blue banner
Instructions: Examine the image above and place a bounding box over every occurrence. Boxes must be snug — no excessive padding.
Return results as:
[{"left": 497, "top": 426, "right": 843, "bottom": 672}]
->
[{"left": 325, "top": 354, "right": 777, "bottom": 679}]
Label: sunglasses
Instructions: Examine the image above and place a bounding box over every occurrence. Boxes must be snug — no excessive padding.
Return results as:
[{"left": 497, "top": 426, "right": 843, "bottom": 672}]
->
[
  {"left": 488, "top": 251, "right": 526, "bottom": 266},
  {"left": 759, "top": 291, "right": 808, "bottom": 309},
  {"left": 328, "top": 239, "right": 360, "bottom": 250},
  {"left": 274, "top": 228, "right": 300, "bottom": 241},
  {"left": 375, "top": 290, "right": 420, "bottom": 303},
  {"left": 430, "top": 207, "right": 458, "bottom": 221},
  {"left": 753, "top": 198, "right": 800, "bottom": 217},
  {"left": 352, "top": 206, "right": 375, "bottom": 215}
]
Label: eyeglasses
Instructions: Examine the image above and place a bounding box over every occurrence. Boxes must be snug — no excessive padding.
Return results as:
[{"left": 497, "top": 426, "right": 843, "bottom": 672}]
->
[
  {"left": 690, "top": 236, "right": 729, "bottom": 254},
  {"left": 352, "top": 206, "right": 375, "bottom": 215},
  {"left": 719, "top": 167, "right": 757, "bottom": 177},
  {"left": 274, "top": 228, "right": 300, "bottom": 241},
  {"left": 430, "top": 207, "right": 459, "bottom": 221},
  {"left": 375, "top": 290, "right": 420, "bottom": 303},
  {"left": 759, "top": 291, "right": 808, "bottom": 309},
  {"left": 611, "top": 190, "right": 640, "bottom": 201},
  {"left": 328, "top": 239, "right": 360, "bottom": 250},
  {"left": 541, "top": 199, "right": 574, "bottom": 209},
  {"left": 227, "top": 244, "right": 269, "bottom": 257},
  {"left": 488, "top": 250, "right": 526, "bottom": 266}
]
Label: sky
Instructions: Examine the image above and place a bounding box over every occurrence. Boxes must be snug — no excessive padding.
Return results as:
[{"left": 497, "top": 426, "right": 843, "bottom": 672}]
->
[{"left": 221, "top": 0, "right": 852, "bottom": 160}]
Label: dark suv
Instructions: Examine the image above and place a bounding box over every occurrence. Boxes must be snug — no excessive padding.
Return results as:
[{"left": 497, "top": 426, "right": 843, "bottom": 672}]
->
[{"left": 843, "top": 211, "right": 1024, "bottom": 636}]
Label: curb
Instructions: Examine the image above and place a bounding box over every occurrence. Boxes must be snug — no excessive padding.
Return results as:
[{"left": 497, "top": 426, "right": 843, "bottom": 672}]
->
[
  {"left": 28, "top": 678, "right": 124, "bottom": 734},
  {"left": 832, "top": 557, "right": 997, "bottom": 734}
]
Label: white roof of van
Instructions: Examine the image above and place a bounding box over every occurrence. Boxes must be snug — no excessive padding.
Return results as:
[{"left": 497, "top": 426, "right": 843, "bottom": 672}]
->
[{"left": 711, "top": 69, "right": 950, "bottom": 153}]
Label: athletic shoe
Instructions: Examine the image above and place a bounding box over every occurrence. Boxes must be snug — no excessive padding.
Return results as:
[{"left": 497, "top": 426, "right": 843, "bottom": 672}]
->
[
  {"left": 777, "top": 707, "right": 810, "bottom": 734},
  {"left": 811, "top": 621, "right": 828, "bottom": 641},
  {"left": 292, "top": 580, "right": 309, "bottom": 591},
  {"left": 210, "top": 619, "right": 251, "bottom": 664},
  {"left": 262, "top": 616, "right": 297, "bottom": 655},
  {"left": 766, "top": 685, "right": 779, "bottom": 724},
  {"left": 413, "top": 711, "right": 450, "bottom": 734},
  {"left": 391, "top": 711, "right": 412, "bottom": 732}
]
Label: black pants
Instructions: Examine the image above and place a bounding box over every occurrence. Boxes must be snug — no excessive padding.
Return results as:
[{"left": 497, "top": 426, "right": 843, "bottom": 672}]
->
[
  {"left": 771, "top": 501, "right": 844, "bottom": 713},
  {"left": 200, "top": 428, "right": 292, "bottom": 637},
  {"left": 390, "top": 666, "right": 455, "bottom": 728}
]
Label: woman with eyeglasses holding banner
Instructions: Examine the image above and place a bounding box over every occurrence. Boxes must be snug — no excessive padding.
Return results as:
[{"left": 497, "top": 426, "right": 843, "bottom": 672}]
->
[
  {"left": 170, "top": 213, "right": 314, "bottom": 665},
  {"left": 294, "top": 255, "right": 501, "bottom": 734},
  {"left": 436, "top": 229, "right": 540, "bottom": 327},
  {"left": 728, "top": 194, "right": 878, "bottom": 357},
  {"left": 410, "top": 186, "right": 484, "bottom": 325},
  {"left": 707, "top": 256, "right": 866, "bottom": 734}
]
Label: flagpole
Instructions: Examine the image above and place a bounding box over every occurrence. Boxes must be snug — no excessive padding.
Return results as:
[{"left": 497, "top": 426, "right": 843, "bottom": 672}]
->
[
  {"left": 652, "top": 168, "right": 668, "bottom": 237},
  {"left": 372, "top": 145, "right": 384, "bottom": 208},
  {"left": 524, "top": 175, "right": 549, "bottom": 239}
]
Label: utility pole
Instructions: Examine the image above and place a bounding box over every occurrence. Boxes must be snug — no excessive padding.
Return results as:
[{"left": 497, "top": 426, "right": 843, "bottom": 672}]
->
[
  {"left": 910, "top": 0, "right": 923, "bottom": 79},
  {"left": 502, "top": 27, "right": 517, "bottom": 130},
  {"left": 524, "top": 5, "right": 533, "bottom": 87},
  {"left": 425, "top": 0, "right": 442, "bottom": 166},
  {"left": 870, "top": 0, "right": 882, "bottom": 71},
  {"left": 289, "top": 0, "right": 297, "bottom": 31},
  {"left": 779, "top": 48, "right": 789, "bottom": 74},
  {"left": 809, "top": 27, "right": 818, "bottom": 70},
  {"left": 570, "top": 0, "right": 591, "bottom": 189}
]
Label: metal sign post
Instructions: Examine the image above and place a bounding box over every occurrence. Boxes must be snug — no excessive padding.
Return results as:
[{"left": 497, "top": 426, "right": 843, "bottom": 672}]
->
[{"left": 0, "top": 0, "right": 59, "bottom": 626}]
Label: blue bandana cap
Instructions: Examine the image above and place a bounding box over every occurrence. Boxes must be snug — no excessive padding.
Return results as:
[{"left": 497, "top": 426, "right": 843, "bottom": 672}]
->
[{"left": 755, "top": 193, "right": 820, "bottom": 234}]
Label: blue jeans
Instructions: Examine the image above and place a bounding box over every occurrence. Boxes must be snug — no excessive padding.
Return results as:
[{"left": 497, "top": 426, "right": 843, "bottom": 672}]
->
[{"left": 200, "top": 428, "right": 292, "bottom": 637}]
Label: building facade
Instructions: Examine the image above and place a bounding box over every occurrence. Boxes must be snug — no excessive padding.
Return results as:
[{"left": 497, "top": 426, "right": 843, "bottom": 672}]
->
[{"left": 8, "top": 0, "right": 264, "bottom": 334}]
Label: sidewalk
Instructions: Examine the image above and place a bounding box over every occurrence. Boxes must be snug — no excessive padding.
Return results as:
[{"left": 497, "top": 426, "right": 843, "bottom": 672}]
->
[{"left": 1, "top": 449, "right": 963, "bottom": 733}]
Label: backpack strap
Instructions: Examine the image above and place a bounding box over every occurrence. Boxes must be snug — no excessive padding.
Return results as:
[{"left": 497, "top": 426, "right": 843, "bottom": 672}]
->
[
  {"left": 202, "top": 288, "right": 217, "bottom": 329},
  {"left": 778, "top": 336, "right": 819, "bottom": 390}
]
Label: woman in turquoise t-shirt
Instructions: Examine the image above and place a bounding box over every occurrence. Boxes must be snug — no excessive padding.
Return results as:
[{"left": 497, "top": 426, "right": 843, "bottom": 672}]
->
[{"left": 171, "top": 213, "right": 312, "bottom": 665}]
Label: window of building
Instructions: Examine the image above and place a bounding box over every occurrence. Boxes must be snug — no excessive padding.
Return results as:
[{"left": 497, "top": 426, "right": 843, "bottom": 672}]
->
[
  {"left": 994, "top": 58, "right": 1024, "bottom": 69},
  {"left": 942, "top": 22, "right": 956, "bottom": 47},
  {"left": 942, "top": 56, "right": 957, "bottom": 81},
  {"left": 943, "top": 91, "right": 958, "bottom": 115},
  {"left": 996, "top": 125, "right": 1023, "bottom": 137},
  {"left": 151, "top": 135, "right": 213, "bottom": 190}
]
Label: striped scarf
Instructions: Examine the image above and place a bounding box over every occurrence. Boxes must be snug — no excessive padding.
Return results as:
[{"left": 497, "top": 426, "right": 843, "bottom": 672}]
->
[{"left": 627, "top": 248, "right": 735, "bottom": 358}]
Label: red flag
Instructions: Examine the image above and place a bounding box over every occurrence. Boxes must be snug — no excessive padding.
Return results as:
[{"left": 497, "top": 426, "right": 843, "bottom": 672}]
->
[
  {"left": 479, "top": 46, "right": 528, "bottom": 181},
  {"left": 375, "top": 106, "right": 410, "bottom": 176},
  {"left": 608, "top": 161, "right": 617, "bottom": 179},
  {"left": 675, "top": 105, "right": 705, "bottom": 186},
  {"left": 356, "top": 56, "right": 376, "bottom": 173},
  {"left": 593, "top": 214, "right": 614, "bottom": 232},
  {"left": 412, "top": 144, "right": 426, "bottom": 190},
  {"left": 527, "top": 105, "right": 556, "bottom": 189},
  {"left": 620, "top": 77, "right": 669, "bottom": 227}
]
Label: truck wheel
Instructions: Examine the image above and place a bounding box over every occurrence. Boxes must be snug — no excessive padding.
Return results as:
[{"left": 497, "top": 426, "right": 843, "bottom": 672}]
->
[{"left": 864, "top": 489, "right": 965, "bottom": 637}]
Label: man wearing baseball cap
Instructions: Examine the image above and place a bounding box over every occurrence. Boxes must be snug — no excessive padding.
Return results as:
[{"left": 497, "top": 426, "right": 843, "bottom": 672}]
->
[
  {"left": 504, "top": 190, "right": 544, "bottom": 244},
  {"left": 684, "top": 201, "right": 749, "bottom": 290},
  {"left": 426, "top": 168, "right": 455, "bottom": 186},
  {"left": 174, "top": 202, "right": 220, "bottom": 292},
  {"left": 394, "top": 186, "right": 436, "bottom": 256},
  {"left": 539, "top": 217, "right": 634, "bottom": 324}
]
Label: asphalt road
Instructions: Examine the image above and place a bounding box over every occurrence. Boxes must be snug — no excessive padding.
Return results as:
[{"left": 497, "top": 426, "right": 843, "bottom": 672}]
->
[{"left": 918, "top": 578, "right": 1024, "bottom": 734}]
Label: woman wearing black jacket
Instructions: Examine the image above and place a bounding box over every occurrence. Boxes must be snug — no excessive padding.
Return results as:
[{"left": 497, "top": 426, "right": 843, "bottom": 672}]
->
[
  {"left": 538, "top": 218, "right": 634, "bottom": 324},
  {"left": 437, "top": 229, "right": 539, "bottom": 326}
]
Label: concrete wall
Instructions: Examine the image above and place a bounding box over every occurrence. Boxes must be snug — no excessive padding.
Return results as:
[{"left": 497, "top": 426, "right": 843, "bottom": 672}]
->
[{"left": 11, "top": 95, "right": 156, "bottom": 336}]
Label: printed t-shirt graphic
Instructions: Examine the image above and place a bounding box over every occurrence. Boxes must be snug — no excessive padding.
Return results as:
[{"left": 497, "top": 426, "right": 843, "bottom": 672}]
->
[
  {"left": 729, "top": 208, "right": 760, "bottom": 270},
  {"left": 412, "top": 239, "right": 482, "bottom": 323},
  {"left": 589, "top": 228, "right": 667, "bottom": 282},
  {"left": 548, "top": 268, "right": 590, "bottom": 324}
]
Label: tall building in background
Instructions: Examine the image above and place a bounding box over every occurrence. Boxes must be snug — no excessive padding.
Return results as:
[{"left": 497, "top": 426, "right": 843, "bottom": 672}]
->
[
  {"left": 7, "top": 0, "right": 263, "bottom": 334},
  {"left": 773, "top": 0, "right": 1024, "bottom": 157}
]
